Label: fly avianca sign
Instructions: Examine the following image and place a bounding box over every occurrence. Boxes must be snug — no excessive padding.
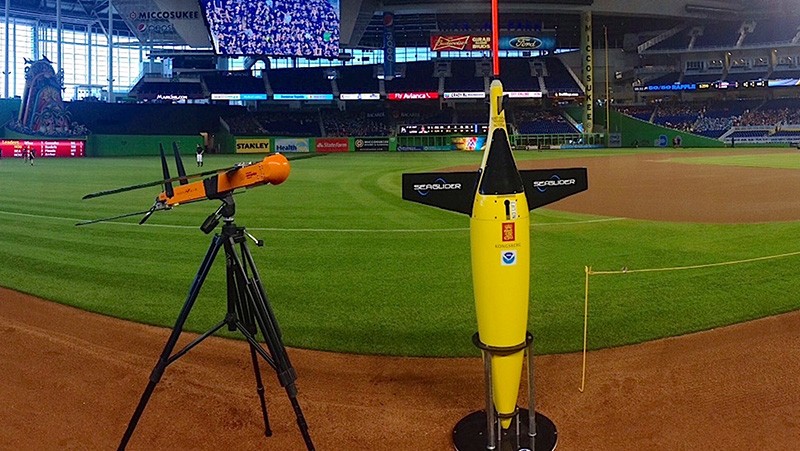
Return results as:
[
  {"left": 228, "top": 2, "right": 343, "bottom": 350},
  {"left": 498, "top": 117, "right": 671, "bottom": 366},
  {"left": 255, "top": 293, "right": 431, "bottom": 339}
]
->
[{"left": 387, "top": 92, "right": 439, "bottom": 101}]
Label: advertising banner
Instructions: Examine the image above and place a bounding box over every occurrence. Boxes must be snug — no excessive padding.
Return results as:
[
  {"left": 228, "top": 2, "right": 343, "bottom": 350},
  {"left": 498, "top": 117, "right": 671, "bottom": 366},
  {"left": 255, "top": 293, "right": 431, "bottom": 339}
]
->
[
  {"left": 507, "top": 91, "right": 543, "bottom": 98},
  {"left": 383, "top": 12, "right": 396, "bottom": 81},
  {"left": 354, "top": 137, "right": 390, "bottom": 152},
  {"left": 0, "top": 139, "right": 85, "bottom": 158},
  {"left": 274, "top": 138, "right": 310, "bottom": 153},
  {"left": 430, "top": 33, "right": 557, "bottom": 52},
  {"left": 443, "top": 92, "right": 486, "bottom": 99},
  {"left": 273, "top": 94, "right": 334, "bottom": 101},
  {"left": 339, "top": 93, "right": 381, "bottom": 100},
  {"left": 387, "top": 92, "right": 439, "bottom": 100},
  {"left": 112, "top": 0, "right": 210, "bottom": 46},
  {"left": 581, "top": 11, "right": 594, "bottom": 134},
  {"left": 235, "top": 138, "right": 270, "bottom": 153},
  {"left": 315, "top": 138, "right": 349, "bottom": 153},
  {"left": 211, "top": 93, "right": 268, "bottom": 100}
]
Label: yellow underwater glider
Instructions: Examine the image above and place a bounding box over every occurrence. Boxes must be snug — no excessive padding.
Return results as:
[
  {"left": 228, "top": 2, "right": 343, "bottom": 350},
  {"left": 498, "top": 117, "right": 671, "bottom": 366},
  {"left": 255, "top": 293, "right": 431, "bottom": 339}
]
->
[{"left": 402, "top": 79, "right": 588, "bottom": 438}]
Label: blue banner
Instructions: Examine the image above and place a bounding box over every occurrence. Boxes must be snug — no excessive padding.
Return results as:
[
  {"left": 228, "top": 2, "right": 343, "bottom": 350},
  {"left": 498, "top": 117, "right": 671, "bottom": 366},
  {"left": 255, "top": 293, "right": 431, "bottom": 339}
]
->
[
  {"left": 498, "top": 35, "right": 557, "bottom": 51},
  {"left": 383, "top": 12, "right": 396, "bottom": 80}
]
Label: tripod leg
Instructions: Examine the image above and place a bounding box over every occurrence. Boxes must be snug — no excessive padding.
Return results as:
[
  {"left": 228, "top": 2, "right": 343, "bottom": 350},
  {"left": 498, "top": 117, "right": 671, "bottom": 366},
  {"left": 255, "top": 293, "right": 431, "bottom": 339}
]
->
[
  {"left": 230, "top": 254, "right": 273, "bottom": 437},
  {"left": 118, "top": 235, "right": 224, "bottom": 451},
  {"left": 226, "top": 237, "right": 315, "bottom": 451},
  {"left": 249, "top": 343, "right": 273, "bottom": 437}
]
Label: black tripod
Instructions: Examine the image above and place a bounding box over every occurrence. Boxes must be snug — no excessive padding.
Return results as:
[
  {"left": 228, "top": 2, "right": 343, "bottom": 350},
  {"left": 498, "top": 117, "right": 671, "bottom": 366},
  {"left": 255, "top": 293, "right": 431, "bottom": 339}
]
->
[{"left": 118, "top": 196, "right": 314, "bottom": 450}]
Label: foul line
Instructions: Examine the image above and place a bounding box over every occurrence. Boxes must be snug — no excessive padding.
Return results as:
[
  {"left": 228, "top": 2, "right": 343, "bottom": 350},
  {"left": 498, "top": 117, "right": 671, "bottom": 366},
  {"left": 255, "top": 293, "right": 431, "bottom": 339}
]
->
[{"left": 0, "top": 209, "right": 623, "bottom": 233}]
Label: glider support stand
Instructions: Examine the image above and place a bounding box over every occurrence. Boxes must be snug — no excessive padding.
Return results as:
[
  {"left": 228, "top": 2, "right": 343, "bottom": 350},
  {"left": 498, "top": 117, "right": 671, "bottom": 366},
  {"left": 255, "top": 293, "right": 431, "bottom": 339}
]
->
[
  {"left": 117, "top": 197, "right": 314, "bottom": 451},
  {"left": 452, "top": 333, "right": 557, "bottom": 451}
]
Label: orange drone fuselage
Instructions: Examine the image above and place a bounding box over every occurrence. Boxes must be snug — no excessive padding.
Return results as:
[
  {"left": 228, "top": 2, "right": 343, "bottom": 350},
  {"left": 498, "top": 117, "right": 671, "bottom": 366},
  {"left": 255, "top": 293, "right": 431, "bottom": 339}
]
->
[{"left": 157, "top": 153, "right": 291, "bottom": 207}]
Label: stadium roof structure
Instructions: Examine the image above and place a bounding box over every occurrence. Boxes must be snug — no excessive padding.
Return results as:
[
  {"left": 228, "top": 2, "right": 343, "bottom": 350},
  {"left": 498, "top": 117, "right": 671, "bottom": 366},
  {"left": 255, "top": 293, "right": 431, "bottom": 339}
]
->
[{"left": 3, "top": 0, "right": 800, "bottom": 50}]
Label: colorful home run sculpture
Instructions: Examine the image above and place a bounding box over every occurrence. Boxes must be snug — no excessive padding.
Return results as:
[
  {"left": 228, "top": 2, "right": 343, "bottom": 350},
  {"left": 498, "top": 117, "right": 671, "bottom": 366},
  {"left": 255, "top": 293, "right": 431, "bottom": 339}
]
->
[{"left": 7, "top": 57, "right": 87, "bottom": 137}]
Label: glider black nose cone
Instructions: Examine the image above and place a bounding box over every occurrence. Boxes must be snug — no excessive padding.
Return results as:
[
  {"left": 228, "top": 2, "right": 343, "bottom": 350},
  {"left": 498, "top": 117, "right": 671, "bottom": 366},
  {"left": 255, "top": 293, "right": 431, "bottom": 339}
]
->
[{"left": 479, "top": 128, "right": 524, "bottom": 196}]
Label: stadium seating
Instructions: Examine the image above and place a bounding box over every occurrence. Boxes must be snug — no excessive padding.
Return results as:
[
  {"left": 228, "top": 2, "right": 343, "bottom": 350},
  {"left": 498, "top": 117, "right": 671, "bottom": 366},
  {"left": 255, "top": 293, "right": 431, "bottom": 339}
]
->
[
  {"left": 515, "top": 110, "right": 577, "bottom": 134},
  {"left": 500, "top": 59, "right": 539, "bottom": 92},
  {"left": 616, "top": 106, "right": 654, "bottom": 121},
  {"left": 336, "top": 65, "right": 380, "bottom": 94},
  {"left": 203, "top": 72, "right": 266, "bottom": 94},
  {"left": 321, "top": 108, "right": 391, "bottom": 137},
  {"left": 727, "top": 129, "right": 769, "bottom": 139},
  {"left": 542, "top": 58, "right": 581, "bottom": 93},
  {"left": 743, "top": 19, "right": 799, "bottom": 46},
  {"left": 268, "top": 68, "right": 333, "bottom": 94},
  {"left": 222, "top": 114, "right": 265, "bottom": 135},
  {"left": 67, "top": 102, "right": 241, "bottom": 135},
  {"left": 444, "top": 59, "right": 486, "bottom": 92},
  {"left": 652, "top": 103, "right": 703, "bottom": 131},
  {"left": 252, "top": 110, "right": 322, "bottom": 136},
  {"left": 385, "top": 61, "right": 437, "bottom": 92},
  {"left": 693, "top": 22, "right": 741, "bottom": 48}
]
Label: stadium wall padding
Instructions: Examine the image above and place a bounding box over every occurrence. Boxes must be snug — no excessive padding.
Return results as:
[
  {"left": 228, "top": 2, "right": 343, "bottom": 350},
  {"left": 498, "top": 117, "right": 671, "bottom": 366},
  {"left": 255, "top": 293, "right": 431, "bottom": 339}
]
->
[{"left": 86, "top": 134, "right": 204, "bottom": 157}]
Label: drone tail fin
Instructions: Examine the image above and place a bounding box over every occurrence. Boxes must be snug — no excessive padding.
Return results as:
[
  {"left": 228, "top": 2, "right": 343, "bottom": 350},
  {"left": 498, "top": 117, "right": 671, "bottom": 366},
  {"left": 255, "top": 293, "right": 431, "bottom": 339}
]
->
[
  {"left": 172, "top": 142, "right": 189, "bottom": 185},
  {"left": 159, "top": 144, "right": 174, "bottom": 198}
]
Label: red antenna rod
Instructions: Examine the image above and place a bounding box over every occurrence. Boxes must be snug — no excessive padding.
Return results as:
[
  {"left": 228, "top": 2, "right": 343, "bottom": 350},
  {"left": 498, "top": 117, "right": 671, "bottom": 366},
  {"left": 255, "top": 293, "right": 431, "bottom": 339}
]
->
[{"left": 492, "top": 0, "right": 500, "bottom": 76}]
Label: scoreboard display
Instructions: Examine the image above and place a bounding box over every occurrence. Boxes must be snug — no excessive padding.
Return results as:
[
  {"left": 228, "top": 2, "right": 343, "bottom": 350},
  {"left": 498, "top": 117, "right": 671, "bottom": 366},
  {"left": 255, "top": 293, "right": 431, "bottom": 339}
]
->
[
  {"left": 0, "top": 139, "right": 86, "bottom": 158},
  {"left": 399, "top": 124, "right": 489, "bottom": 135}
]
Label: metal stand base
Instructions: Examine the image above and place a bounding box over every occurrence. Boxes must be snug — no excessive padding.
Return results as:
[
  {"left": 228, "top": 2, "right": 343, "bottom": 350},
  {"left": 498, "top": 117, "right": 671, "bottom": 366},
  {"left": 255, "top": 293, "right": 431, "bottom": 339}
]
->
[{"left": 453, "top": 409, "right": 557, "bottom": 451}]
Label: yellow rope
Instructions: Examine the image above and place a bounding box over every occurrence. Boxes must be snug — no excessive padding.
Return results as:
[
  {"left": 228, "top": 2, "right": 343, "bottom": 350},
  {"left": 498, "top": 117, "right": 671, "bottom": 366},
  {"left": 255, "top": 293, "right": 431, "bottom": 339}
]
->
[
  {"left": 580, "top": 265, "right": 590, "bottom": 393},
  {"left": 588, "top": 250, "right": 800, "bottom": 276},
  {"left": 579, "top": 250, "right": 800, "bottom": 392}
]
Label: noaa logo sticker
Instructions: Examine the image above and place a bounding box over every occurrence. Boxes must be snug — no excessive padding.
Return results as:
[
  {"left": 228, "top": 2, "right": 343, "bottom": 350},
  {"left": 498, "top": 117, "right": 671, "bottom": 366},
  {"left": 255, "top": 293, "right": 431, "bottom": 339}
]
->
[{"left": 501, "top": 251, "right": 517, "bottom": 266}]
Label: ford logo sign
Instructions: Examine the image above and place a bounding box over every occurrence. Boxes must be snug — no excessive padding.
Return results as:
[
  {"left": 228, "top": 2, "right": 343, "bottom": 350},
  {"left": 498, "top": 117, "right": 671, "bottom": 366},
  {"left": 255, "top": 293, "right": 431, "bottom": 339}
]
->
[{"left": 509, "top": 36, "right": 542, "bottom": 49}]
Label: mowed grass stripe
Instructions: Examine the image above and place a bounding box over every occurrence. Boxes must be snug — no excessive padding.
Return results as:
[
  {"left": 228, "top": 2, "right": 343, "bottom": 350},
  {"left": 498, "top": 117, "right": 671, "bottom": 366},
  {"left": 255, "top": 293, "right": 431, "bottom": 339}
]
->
[
  {"left": 1, "top": 150, "right": 799, "bottom": 356},
  {"left": 667, "top": 151, "right": 800, "bottom": 169}
]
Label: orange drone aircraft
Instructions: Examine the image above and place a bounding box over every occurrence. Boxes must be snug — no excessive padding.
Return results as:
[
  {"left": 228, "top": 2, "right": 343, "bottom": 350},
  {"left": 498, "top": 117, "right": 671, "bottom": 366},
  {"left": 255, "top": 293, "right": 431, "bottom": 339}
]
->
[{"left": 78, "top": 142, "right": 291, "bottom": 226}]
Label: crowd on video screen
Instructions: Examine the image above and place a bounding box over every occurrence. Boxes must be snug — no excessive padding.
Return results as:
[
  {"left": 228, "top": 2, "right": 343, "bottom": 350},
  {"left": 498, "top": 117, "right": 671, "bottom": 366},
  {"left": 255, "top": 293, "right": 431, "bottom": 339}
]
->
[{"left": 203, "top": 0, "right": 339, "bottom": 57}]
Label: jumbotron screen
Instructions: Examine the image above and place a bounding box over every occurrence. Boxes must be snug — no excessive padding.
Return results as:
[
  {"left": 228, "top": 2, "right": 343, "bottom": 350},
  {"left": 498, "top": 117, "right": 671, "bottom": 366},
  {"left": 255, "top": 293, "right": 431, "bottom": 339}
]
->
[{"left": 200, "top": 0, "right": 340, "bottom": 57}]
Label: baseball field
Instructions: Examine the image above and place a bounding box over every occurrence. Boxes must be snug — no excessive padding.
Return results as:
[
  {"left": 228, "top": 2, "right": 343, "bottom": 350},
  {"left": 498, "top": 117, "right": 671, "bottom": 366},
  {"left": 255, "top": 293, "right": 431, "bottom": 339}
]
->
[{"left": 1, "top": 148, "right": 799, "bottom": 449}]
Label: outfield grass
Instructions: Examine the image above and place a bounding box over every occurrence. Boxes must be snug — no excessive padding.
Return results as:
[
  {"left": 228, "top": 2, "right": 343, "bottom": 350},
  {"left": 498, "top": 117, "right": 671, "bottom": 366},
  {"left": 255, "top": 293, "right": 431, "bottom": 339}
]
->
[
  {"left": 667, "top": 151, "right": 800, "bottom": 169},
  {"left": 1, "top": 150, "right": 799, "bottom": 357}
]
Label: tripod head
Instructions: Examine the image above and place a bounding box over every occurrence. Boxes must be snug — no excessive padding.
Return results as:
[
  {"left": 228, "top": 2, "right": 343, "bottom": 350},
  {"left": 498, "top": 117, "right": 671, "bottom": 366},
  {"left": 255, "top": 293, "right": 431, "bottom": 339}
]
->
[
  {"left": 200, "top": 195, "right": 264, "bottom": 247},
  {"left": 201, "top": 195, "right": 236, "bottom": 234}
]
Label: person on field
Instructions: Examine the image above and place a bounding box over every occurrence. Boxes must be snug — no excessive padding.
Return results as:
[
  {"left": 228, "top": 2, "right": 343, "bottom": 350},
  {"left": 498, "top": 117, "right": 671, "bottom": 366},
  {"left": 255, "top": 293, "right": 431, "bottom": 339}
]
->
[
  {"left": 196, "top": 144, "right": 204, "bottom": 167},
  {"left": 28, "top": 147, "right": 35, "bottom": 166}
]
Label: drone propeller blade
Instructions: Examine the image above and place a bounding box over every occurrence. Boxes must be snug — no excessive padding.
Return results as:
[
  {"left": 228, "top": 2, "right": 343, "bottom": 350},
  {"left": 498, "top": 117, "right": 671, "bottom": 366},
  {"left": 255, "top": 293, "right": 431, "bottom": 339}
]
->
[
  {"left": 160, "top": 144, "right": 174, "bottom": 198},
  {"left": 172, "top": 142, "right": 188, "bottom": 186},
  {"left": 75, "top": 208, "right": 156, "bottom": 226},
  {"left": 138, "top": 205, "right": 158, "bottom": 225}
]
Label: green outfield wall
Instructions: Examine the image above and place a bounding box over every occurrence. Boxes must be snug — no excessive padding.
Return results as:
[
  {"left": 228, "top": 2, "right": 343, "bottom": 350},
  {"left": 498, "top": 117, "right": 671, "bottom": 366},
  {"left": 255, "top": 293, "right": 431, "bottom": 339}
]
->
[{"left": 591, "top": 107, "right": 726, "bottom": 148}]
